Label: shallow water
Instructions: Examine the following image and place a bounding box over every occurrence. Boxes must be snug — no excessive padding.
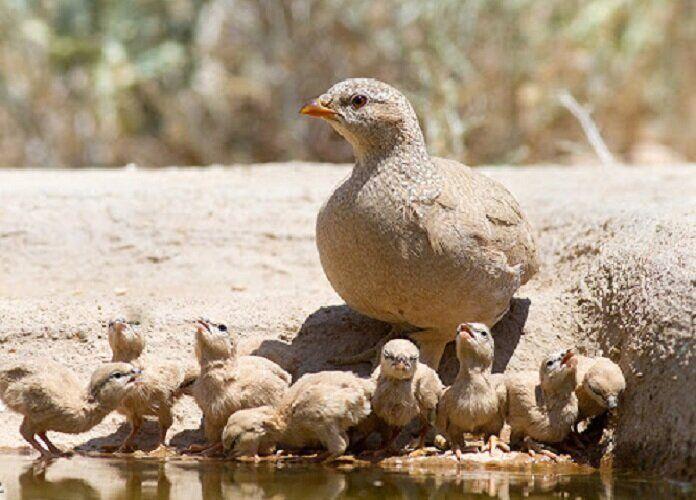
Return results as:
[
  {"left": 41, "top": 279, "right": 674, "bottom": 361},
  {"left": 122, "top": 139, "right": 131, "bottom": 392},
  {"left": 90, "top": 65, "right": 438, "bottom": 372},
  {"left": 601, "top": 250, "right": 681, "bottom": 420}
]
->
[{"left": 0, "top": 453, "right": 692, "bottom": 499}]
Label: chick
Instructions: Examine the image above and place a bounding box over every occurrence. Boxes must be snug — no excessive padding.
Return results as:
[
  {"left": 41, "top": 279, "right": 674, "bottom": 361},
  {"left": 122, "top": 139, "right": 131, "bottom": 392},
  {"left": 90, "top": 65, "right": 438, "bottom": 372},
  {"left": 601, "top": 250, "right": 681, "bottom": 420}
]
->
[
  {"left": 436, "top": 323, "right": 508, "bottom": 460},
  {"left": 105, "top": 319, "right": 199, "bottom": 452},
  {"left": 189, "top": 319, "right": 290, "bottom": 455},
  {"left": 223, "top": 371, "right": 374, "bottom": 461},
  {"left": 0, "top": 361, "right": 140, "bottom": 458},
  {"left": 506, "top": 349, "right": 579, "bottom": 460},
  {"left": 575, "top": 355, "right": 626, "bottom": 421},
  {"left": 370, "top": 339, "right": 443, "bottom": 453}
]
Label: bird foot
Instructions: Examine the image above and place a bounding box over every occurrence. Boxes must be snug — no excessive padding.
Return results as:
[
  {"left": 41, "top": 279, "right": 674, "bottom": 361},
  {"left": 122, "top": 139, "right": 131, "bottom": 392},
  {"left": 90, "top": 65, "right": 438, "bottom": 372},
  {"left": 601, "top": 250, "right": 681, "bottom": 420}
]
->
[
  {"left": 199, "top": 442, "right": 224, "bottom": 457},
  {"left": 183, "top": 443, "right": 215, "bottom": 455},
  {"left": 100, "top": 443, "right": 127, "bottom": 454},
  {"left": 481, "top": 435, "right": 510, "bottom": 455},
  {"left": 407, "top": 447, "right": 436, "bottom": 458},
  {"left": 523, "top": 437, "right": 561, "bottom": 462}
]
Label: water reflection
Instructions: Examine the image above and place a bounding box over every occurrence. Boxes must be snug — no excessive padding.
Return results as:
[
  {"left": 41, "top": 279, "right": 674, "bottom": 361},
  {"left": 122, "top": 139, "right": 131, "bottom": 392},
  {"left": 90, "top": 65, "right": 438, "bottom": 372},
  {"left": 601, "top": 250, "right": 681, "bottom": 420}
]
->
[{"left": 0, "top": 454, "right": 691, "bottom": 500}]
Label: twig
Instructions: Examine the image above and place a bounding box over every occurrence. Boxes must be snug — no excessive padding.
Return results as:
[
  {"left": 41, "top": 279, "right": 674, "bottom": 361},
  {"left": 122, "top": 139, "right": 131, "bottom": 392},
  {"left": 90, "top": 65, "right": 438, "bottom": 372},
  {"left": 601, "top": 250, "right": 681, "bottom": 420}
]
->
[{"left": 558, "top": 91, "right": 615, "bottom": 166}]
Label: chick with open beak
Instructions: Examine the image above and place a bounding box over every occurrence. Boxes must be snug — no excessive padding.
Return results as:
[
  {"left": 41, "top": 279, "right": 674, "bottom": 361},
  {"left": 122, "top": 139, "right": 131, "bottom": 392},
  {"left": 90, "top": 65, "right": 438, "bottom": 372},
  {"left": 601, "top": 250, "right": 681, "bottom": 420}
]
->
[
  {"left": 436, "top": 323, "right": 509, "bottom": 460},
  {"left": 505, "top": 348, "right": 580, "bottom": 461},
  {"left": 370, "top": 339, "right": 444, "bottom": 455}
]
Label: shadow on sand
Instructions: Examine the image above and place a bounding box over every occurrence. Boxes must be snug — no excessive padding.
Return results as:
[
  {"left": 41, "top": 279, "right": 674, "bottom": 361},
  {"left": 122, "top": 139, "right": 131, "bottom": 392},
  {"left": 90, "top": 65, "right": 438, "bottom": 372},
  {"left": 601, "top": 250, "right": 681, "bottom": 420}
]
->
[{"left": 251, "top": 298, "right": 531, "bottom": 384}]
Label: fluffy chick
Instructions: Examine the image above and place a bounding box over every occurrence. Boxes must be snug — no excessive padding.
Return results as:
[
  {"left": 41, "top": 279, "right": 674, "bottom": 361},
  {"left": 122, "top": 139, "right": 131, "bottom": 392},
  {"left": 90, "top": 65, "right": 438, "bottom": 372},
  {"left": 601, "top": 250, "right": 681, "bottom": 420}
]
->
[
  {"left": 190, "top": 319, "right": 290, "bottom": 455},
  {"left": 0, "top": 361, "right": 140, "bottom": 458},
  {"left": 575, "top": 355, "right": 626, "bottom": 421},
  {"left": 436, "top": 323, "right": 508, "bottom": 459},
  {"left": 506, "top": 349, "right": 579, "bottom": 460},
  {"left": 370, "top": 339, "right": 443, "bottom": 453},
  {"left": 106, "top": 319, "right": 199, "bottom": 451},
  {"left": 223, "top": 371, "right": 374, "bottom": 461}
]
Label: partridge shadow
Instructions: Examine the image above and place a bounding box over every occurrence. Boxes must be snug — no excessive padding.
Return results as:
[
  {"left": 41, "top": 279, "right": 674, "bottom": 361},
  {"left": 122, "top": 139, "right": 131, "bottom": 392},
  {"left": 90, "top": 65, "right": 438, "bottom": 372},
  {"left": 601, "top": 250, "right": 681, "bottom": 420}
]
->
[
  {"left": 78, "top": 420, "right": 162, "bottom": 453},
  {"left": 251, "top": 304, "right": 390, "bottom": 380},
  {"left": 252, "top": 298, "right": 530, "bottom": 384}
]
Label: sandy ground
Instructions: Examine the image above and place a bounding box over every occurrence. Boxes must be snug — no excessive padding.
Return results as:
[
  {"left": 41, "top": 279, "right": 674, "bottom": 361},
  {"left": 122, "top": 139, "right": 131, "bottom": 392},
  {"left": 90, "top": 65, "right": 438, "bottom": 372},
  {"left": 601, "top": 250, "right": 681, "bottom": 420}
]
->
[{"left": 0, "top": 164, "right": 694, "bottom": 468}]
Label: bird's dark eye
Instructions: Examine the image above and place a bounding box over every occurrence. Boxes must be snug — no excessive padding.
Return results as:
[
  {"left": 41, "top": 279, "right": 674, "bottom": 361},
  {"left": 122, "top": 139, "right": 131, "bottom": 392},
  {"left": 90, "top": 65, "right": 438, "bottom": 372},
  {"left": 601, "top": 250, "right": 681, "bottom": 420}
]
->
[
  {"left": 351, "top": 94, "right": 368, "bottom": 109},
  {"left": 218, "top": 324, "right": 228, "bottom": 332},
  {"left": 546, "top": 360, "right": 554, "bottom": 367},
  {"left": 113, "top": 372, "right": 124, "bottom": 379},
  {"left": 481, "top": 331, "right": 488, "bottom": 337}
]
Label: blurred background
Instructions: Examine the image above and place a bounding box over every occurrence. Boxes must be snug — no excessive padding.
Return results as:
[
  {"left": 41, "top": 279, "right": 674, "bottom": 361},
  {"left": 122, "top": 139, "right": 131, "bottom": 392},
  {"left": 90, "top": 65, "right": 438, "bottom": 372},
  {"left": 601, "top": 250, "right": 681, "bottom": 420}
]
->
[{"left": 0, "top": 0, "right": 693, "bottom": 168}]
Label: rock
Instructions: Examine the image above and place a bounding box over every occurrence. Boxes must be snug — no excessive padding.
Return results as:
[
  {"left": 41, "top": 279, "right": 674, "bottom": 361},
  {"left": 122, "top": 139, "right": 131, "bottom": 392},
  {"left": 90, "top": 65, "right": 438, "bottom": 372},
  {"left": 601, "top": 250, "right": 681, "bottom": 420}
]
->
[{"left": 571, "top": 216, "right": 695, "bottom": 480}]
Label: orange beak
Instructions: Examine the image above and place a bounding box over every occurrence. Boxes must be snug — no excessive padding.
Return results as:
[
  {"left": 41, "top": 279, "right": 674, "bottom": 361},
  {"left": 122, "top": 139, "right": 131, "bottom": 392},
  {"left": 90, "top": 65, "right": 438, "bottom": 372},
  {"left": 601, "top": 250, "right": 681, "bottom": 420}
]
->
[
  {"left": 299, "top": 99, "right": 337, "bottom": 119},
  {"left": 561, "top": 349, "right": 575, "bottom": 366},
  {"left": 457, "top": 323, "right": 473, "bottom": 340}
]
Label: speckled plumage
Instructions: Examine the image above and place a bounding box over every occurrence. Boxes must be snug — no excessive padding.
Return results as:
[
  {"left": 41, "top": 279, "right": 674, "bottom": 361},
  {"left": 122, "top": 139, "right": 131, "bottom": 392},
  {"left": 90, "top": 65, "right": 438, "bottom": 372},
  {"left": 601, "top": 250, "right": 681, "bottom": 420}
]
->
[
  {"left": 574, "top": 355, "right": 625, "bottom": 421},
  {"left": 223, "top": 371, "right": 374, "bottom": 460},
  {"left": 191, "top": 320, "right": 290, "bottom": 445},
  {"left": 107, "top": 320, "right": 199, "bottom": 450},
  {"left": 506, "top": 350, "right": 579, "bottom": 445},
  {"left": 305, "top": 78, "right": 538, "bottom": 368},
  {"left": 0, "top": 360, "right": 140, "bottom": 457},
  {"left": 436, "top": 323, "right": 507, "bottom": 452},
  {"left": 371, "top": 339, "right": 443, "bottom": 447}
]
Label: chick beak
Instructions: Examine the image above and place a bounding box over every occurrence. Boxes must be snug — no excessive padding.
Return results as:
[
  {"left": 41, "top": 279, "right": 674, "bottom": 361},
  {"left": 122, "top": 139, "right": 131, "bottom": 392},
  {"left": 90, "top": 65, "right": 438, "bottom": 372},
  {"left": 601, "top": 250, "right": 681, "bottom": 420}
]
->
[
  {"left": 299, "top": 99, "right": 337, "bottom": 119},
  {"left": 457, "top": 324, "right": 473, "bottom": 340},
  {"left": 606, "top": 395, "right": 618, "bottom": 411},
  {"left": 561, "top": 349, "right": 575, "bottom": 366},
  {"left": 128, "top": 369, "right": 142, "bottom": 384}
]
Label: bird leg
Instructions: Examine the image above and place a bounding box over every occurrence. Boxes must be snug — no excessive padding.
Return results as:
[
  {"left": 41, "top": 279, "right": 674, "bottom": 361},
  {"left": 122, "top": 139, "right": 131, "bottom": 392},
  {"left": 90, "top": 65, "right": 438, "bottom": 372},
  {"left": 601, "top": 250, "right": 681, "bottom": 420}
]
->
[
  {"left": 156, "top": 406, "right": 174, "bottom": 450},
  {"left": 20, "top": 419, "right": 52, "bottom": 459},
  {"left": 37, "top": 432, "right": 72, "bottom": 458},
  {"left": 329, "top": 325, "right": 404, "bottom": 367},
  {"left": 406, "top": 418, "right": 432, "bottom": 457}
]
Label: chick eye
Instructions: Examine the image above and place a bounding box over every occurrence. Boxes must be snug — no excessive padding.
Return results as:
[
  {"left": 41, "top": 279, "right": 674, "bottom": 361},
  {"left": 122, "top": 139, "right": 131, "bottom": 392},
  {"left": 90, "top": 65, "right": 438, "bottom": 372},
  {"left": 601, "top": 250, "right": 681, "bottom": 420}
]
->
[
  {"left": 218, "top": 324, "right": 228, "bottom": 332},
  {"left": 546, "top": 360, "right": 554, "bottom": 367},
  {"left": 113, "top": 372, "right": 124, "bottom": 379},
  {"left": 481, "top": 331, "right": 488, "bottom": 337},
  {"left": 351, "top": 94, "right": 368, "bottom": 109}
]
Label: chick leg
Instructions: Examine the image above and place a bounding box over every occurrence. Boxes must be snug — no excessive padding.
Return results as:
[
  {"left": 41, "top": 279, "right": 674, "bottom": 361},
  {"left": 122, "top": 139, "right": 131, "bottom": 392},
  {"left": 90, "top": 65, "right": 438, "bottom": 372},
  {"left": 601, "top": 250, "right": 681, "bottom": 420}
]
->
[
  {"left": 315, "top": 426, "right": 348, "bottom": 462},
  {"left": 37, "top": 432, "right": 72, "bottom": 457},
  {"left": 19, "top": 419, "right": 51, "bottom": 459},
  {"left": 329, "top": 325, "right": 404, "bottom": 367},
  {"left": 157, "top": 406, "right": 174, "bottom": 448},
  {"left": 407, "top": 417, "right": 433, "bottom": 457},
  {"left": 118, "top": 415, "right": 143, "bottom": 453}
]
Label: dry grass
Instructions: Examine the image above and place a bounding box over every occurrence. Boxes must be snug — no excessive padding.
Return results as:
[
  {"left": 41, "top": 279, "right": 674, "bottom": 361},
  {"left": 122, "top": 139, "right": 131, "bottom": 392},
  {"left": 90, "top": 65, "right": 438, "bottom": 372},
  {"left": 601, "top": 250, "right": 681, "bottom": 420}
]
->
[{"left": 0, "top": 0, "right": 693, "bottom": 167}]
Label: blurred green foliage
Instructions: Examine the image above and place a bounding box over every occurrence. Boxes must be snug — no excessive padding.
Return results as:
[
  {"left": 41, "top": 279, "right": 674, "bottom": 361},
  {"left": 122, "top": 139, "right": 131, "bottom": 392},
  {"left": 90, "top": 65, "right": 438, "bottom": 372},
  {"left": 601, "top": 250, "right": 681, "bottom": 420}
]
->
[{"left": 0, "top": 0, "right": 693, "bottom": 166}]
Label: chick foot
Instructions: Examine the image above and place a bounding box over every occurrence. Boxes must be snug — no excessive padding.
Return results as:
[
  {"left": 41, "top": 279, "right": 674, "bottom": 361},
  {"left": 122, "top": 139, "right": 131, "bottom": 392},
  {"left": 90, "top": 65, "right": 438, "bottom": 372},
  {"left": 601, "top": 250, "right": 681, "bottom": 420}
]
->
[
  {"left": 38, "top": 433, "right": 73, "bottom": 458},
  {"left": 523, "top": 437, "right": 561, "bottom": 462},
  {"left": 481, "top": 435, "right": 510, "bottom": 455},
  {"left": 183, "top": 442, "right": 218, "bottom": 455}
]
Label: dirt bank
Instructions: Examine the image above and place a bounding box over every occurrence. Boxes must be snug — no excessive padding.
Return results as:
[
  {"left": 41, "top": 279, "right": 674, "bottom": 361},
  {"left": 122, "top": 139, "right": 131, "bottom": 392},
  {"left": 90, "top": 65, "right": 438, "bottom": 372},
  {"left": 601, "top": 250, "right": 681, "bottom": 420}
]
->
[{"left": 0, "top": 164, "right": 693, "bottom": 478}]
